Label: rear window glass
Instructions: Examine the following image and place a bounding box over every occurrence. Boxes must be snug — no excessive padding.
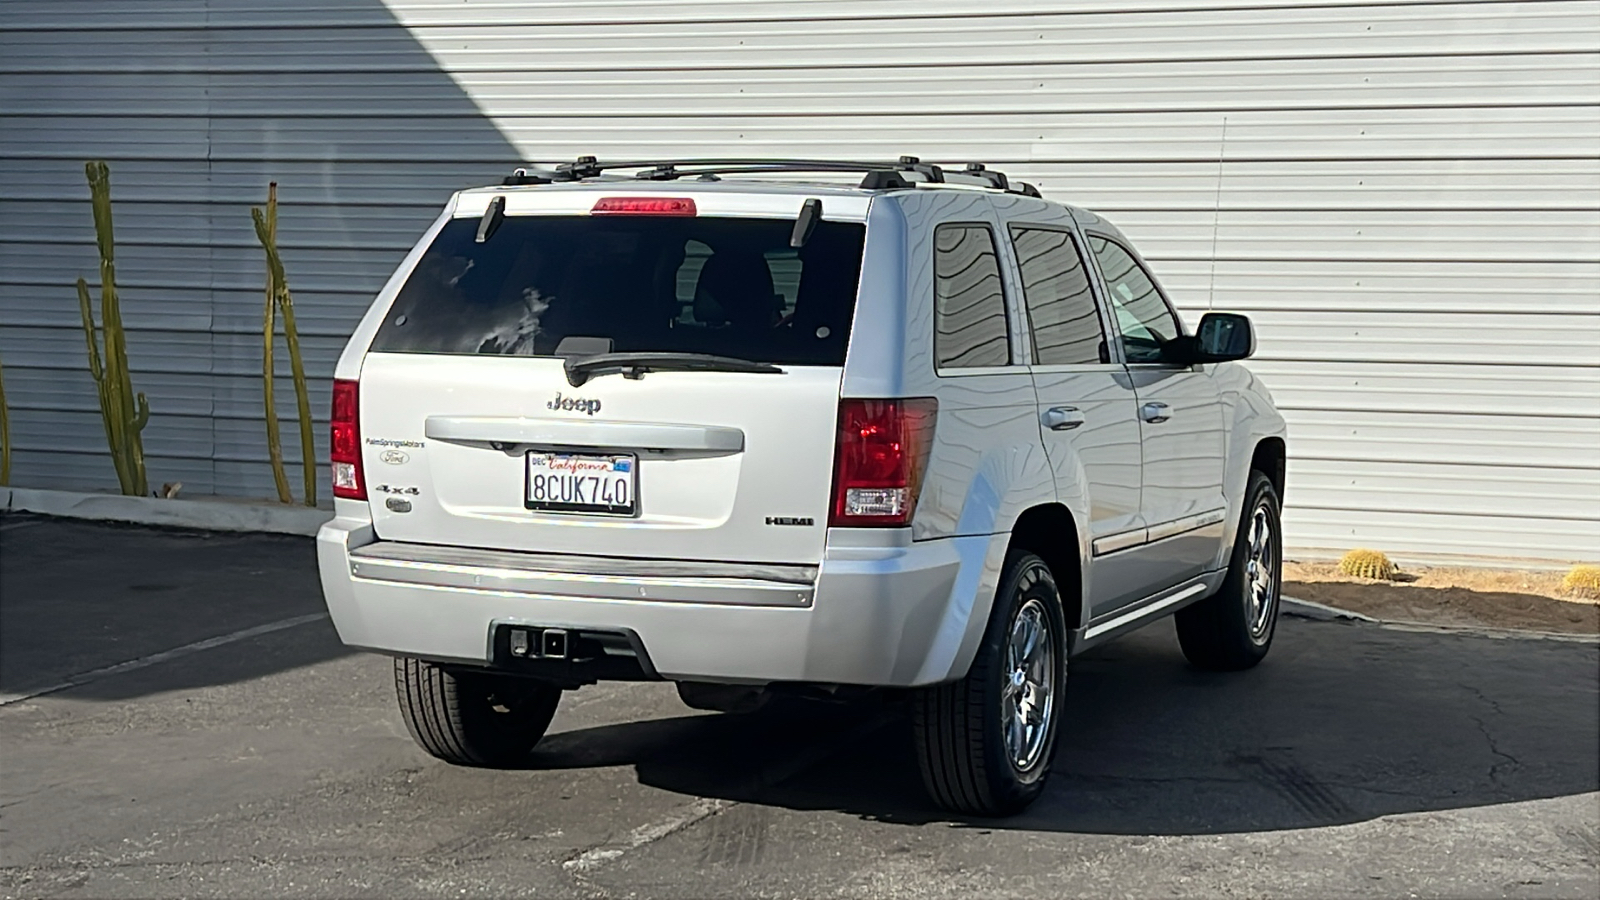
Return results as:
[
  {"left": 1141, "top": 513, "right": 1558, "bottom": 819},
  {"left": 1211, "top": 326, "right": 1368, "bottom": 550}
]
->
[
  {"left": 370, "top": 213, "right": 866, "bottom": 366},
  {"left": 933, "top": 223, "right": 1010, "bottom": 368}
]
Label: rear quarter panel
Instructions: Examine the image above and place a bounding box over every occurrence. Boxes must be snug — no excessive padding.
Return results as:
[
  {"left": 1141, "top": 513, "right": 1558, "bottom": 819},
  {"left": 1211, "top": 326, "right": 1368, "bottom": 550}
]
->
[
  {"left": 855, "top": 191, "right": 1058, "bottom": 544},
  {"left": 843, "top": 191, "right": 1063, "bottom": 677}
]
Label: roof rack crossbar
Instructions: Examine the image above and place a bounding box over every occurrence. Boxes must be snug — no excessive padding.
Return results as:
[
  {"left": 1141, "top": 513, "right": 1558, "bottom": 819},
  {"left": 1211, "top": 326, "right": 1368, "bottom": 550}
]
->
[
  {"left": 504, "top": 156, "right": 1044, "bottom": 196},
  {"left": 633, "top": 163, "right": 922, "bottom": 183},
  {"left": 961, "top": 162, "right": 1008, "bottom": 190},
  {"left": 557, "top": 157, "right": 944, "bottom": 186}
]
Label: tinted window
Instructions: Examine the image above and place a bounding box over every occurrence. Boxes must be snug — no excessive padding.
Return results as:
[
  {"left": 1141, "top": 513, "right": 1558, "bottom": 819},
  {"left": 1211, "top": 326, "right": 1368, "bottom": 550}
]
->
[
  {"left": 934, "top": 224, "right": 1010, "bottom": 368},
  {"left": 1089, "top": 236, "right": 1183, "bottom": 364},
  {"left": 371, "top": 215, "right": 865, "bottom": 366},
  {"left": 1009, "top": 226, "right": 1105, "bottom": 366}
]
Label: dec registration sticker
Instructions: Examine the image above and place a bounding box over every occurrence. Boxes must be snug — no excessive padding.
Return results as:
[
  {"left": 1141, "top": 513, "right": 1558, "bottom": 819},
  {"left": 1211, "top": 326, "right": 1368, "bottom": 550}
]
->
[{"left": 525, "top": 452, "right": 637, "bottom": 516}]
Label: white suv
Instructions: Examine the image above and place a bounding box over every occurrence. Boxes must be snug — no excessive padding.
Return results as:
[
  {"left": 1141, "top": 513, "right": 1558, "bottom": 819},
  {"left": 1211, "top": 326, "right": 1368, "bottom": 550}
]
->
[{"left": 317, "top": 157, "right": 1288, "bottom": 816}]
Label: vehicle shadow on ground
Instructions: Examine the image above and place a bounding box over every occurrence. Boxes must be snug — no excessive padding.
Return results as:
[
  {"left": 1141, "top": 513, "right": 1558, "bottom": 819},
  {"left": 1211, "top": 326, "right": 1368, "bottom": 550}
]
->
[{"left": 530, "top": 618, "right": 1600, "bottom": 835}]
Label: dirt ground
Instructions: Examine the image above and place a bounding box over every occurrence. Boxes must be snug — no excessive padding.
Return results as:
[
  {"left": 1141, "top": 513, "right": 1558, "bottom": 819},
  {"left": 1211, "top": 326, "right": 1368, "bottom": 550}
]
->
[{"left": 1284, "top": 561, "right": 1599, "bottom": 635}]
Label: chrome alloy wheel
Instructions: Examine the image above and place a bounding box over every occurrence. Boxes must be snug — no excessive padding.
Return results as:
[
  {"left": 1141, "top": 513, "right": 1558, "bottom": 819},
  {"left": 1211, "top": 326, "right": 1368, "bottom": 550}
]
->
[
  {"left": 1244, "top": 502, "right": 1279, "bottom": 641},
  {"left": 1001, "top": 597, "right": 1056, "bottom": 772}
]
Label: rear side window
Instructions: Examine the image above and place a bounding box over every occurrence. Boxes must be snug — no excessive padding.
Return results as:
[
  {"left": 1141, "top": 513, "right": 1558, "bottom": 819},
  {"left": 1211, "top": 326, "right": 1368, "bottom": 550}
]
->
[
  {"left": 934, "top": 224, "right": 1010, "bottom": 369},
  {"left": 1009, "top": 226, "right": 1105, "bottom": 366},
  {"left": 371, "top": 214, "right": 866, "bottom": 366}
]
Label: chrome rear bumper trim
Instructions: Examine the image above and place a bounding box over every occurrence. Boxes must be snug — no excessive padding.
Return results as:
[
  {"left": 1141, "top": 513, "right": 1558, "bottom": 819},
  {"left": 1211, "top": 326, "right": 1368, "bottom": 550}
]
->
[{"left": 349, "top": 541, "right": 815, "bottom": 607}]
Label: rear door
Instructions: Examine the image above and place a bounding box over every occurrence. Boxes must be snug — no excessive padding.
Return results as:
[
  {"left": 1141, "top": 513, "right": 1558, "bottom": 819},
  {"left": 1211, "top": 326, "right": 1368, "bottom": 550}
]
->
[
  {"left": 1004, "top": 223, "right": 1145, "bottom": 619},
  {"left": 1085, "top": 233, "right": 1228, "bottom": 590},
  {"left": 356, "top": 194, "right": 867, "bottom": 566}
]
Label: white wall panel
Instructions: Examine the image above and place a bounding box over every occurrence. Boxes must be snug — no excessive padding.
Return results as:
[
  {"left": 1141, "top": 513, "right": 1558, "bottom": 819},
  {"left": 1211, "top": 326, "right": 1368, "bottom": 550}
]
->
[{"left": 1, "top": 0, "right": 1596, "bottom": 565}]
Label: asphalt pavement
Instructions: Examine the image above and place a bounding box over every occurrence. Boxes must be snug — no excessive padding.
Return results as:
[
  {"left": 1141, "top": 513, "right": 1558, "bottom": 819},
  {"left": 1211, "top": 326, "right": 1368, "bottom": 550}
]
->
[{"left": 1, "top": 513, "right": 1596, "bottom": 898}]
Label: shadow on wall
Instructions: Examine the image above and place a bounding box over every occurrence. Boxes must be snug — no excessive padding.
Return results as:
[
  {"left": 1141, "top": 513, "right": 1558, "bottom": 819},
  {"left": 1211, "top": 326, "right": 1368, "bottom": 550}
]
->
[{"left": 0, "top": 0, "right": 522, "bottom": 498}]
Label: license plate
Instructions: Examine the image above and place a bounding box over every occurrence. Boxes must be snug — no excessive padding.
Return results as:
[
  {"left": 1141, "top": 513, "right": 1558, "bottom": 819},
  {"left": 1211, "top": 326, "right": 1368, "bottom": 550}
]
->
[{"left": 525, "top": 452, "right": 637, "bottom": 515}]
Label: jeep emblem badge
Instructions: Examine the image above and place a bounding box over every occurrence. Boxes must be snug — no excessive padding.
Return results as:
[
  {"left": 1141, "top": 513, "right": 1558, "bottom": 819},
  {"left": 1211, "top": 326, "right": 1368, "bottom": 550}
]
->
[{"left": 547, "top": 392, "right": 602, "bottom": 416}]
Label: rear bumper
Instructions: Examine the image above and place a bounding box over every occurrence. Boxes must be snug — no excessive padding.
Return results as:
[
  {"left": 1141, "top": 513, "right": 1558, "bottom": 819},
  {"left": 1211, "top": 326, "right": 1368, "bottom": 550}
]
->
[{"left": 317, "top": 518, "right": 999, "bottom": 687}]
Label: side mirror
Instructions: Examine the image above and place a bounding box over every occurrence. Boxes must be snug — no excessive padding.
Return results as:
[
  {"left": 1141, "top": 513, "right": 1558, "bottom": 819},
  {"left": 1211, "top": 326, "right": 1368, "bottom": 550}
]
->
[{"left": 1194, "top": 312, "right": 1255, "bottom": 362}]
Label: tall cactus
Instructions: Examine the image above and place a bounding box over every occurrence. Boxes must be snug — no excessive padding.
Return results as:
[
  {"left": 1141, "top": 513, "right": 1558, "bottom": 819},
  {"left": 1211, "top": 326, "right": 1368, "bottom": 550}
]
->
[
  {"left": 75, "top": 161, "right": 150, "bottom": 497},
  {"left": 252, "top": 183, "right": 317, "bottom": 507},
  {"left": 256, "top": 183, "right": 292, "bottom": 504},
  {"left": 0, "top": 351, "right": 11, "bottom": 486}
]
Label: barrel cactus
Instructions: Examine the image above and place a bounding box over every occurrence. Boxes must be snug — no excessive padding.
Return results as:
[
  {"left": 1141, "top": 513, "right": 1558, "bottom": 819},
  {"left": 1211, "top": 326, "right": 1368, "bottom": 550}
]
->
[
  {"left": 1561, "top": 565, "right": 1600, "bottom": 600},
  {"left": 1339, "top": 548, "right": 1398, "bottom": 581}
]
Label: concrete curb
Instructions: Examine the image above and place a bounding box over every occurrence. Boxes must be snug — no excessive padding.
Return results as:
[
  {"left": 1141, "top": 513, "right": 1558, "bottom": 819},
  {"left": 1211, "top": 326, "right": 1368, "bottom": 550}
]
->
[
  {"left": 1283, "top": 596, "right": 1599, "bottom": 644},
  {"left": 1282, "top": 596, "right": 1380, "bottom": 623},
  {"left": 3, "top": 487, "right": 332, "bottom": 537}
]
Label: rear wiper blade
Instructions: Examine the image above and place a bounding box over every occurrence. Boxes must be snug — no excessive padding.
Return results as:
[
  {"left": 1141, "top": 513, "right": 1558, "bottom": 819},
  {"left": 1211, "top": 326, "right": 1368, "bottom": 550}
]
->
[{"left": 564, "top": 352, "right": 784, "bottom": 387}]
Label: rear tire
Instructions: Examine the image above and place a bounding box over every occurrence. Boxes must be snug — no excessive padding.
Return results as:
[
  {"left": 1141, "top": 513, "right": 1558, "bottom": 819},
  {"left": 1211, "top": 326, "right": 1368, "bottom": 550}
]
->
[
  {"left": 394, "top": 657, "right": 561, "bottom": 767},
  {"left": 912, "top": 551, "right": 1066, "bottom": 817},
  {"left": 1175, "top": 470, "right": 1283, "bottom": 671}
]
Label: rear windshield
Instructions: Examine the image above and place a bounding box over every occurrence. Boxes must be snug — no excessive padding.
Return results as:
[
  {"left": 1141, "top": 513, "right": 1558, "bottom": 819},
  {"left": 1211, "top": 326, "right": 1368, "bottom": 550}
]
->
[{"left": 370, "top": 213, "right": 866, "bottom": 366}]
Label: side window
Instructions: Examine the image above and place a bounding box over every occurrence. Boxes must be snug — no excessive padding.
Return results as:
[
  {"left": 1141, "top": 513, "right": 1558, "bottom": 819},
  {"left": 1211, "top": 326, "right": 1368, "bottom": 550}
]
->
[
  {"left": 1009, "top": 226, "right": 1106, "bottom": 366},
  {"left": 934, "top": 224, "right": 1010, "bottom": 368},
  {"left": 1088, "top": 235, "right": 1183, "bottom": 364}
]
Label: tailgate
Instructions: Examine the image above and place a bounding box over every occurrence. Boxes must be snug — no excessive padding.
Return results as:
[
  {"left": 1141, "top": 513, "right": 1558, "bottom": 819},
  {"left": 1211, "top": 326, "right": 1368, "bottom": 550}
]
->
[
  {"left": 358, "top": 353, "right": 841, "bottom": 565},
  {"left": 345, "top": 194, "right": 868, "bottom": 566}
]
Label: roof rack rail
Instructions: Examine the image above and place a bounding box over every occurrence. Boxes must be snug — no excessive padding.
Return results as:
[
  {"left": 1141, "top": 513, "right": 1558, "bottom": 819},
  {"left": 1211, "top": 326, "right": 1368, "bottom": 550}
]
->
[{"left": 503, "top": 156, "right": 1044, "bottom": 197}]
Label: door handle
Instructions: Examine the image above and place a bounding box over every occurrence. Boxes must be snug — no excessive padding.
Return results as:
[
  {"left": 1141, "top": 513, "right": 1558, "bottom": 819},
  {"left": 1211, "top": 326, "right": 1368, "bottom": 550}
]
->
[
  {"left": 1042, "top": 406, "right": 1086, "bottom": 431},
  {"left": 1140, "top": 402, "right": 1171, "bottom": 423}
]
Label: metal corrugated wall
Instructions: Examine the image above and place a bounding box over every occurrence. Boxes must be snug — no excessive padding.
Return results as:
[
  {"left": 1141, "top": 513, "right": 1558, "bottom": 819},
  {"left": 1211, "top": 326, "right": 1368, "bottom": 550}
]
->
[
  {"left": 2, "top": 0, "right": 1597, "bottom": 563},
  {"left": 0, "top": 0, "right": 523, "bottom": 500}
]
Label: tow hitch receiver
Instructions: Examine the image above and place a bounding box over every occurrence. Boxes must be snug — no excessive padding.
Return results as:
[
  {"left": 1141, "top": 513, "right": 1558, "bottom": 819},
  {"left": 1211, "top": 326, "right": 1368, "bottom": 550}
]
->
[
  {"left": 507, "top": 626, "right": 568, "bottom": 660},
  {"left": 491, "top": 624, "right": 655, "bottom": 686}
]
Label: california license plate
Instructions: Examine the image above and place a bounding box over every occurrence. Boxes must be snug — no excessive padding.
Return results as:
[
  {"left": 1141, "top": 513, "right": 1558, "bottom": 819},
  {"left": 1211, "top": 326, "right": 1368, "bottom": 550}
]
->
[{"left": 525, "top": 452, "right": 637, "bottom": 515}]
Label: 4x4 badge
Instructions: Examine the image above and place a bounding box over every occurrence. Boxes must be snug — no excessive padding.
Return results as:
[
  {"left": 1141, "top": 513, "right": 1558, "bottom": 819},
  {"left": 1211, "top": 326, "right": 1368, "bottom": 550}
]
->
[{"left": 547, "top": 392, "right": 602, "bottom": 416}]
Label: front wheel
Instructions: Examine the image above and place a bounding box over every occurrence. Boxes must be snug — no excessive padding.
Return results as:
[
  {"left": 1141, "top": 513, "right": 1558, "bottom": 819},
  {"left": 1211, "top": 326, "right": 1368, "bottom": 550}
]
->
[
  {"left": 1175, "top": 470, "right": 1283, "bottom": 671},
  {"left": 394, "top": 658, "right": 562, "bottom": 767},
  {"left": 912, "top": 551, "right": 1067, "bottom": 817}
]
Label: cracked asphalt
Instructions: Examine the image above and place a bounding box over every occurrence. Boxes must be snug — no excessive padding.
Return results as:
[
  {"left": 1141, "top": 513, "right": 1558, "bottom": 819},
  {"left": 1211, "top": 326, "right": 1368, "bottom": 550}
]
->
[{"left": 1, "top": 514, "right": 1597, "bottom": 898}]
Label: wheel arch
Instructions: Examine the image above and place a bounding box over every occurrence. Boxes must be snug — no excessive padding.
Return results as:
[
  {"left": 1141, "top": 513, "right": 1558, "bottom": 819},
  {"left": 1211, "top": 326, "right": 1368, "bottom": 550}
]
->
[
  {"left": 1212, "top": 360, "right": 1288, "bottom": 569},
  {"left": 1006, "top": 503, "right": 1087, "bottom": 634},
  {"left": 1251, "top": 436, "right": 1286, "bottom": 500}
]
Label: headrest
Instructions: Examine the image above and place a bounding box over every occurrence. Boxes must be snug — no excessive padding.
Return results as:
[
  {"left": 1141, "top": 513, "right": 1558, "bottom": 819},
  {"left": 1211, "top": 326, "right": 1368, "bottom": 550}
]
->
[{"left": 692, "top": 250, "right": 777, "bottom": 328}]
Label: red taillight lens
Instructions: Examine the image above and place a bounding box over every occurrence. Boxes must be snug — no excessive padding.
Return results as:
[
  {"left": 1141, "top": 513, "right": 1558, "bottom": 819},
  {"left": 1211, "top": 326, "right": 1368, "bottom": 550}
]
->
[
  {"left": 330, "top": 378, "right": 365, "bottom": 500},
  {"left": 830, "top": 398, "right": 938, "bottom": 527},
  {"left": 591, "top": 196, "right": 697, "bottom": 216}
]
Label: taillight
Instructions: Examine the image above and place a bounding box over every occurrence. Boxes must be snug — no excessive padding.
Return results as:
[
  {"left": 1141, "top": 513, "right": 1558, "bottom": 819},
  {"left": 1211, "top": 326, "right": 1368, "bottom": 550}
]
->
[
  {"left": 830, "top": 398, "right": 938, "bottom": 527},
  {"left": 591, "top": 196, "right": 697, "bottom": 216},
  {"left": 330, "top": 379, "right": 365, "bottom": 500}
]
